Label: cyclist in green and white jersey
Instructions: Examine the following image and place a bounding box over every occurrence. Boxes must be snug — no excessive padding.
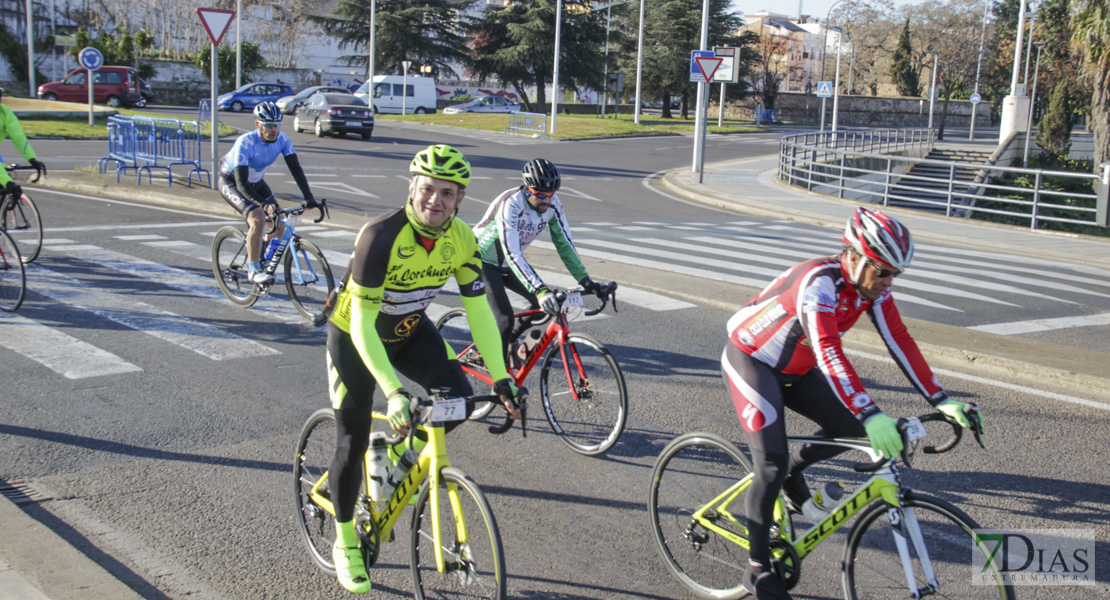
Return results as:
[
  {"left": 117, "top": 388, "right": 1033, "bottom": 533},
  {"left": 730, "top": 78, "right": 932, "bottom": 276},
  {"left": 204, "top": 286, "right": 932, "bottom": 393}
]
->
[{"left": 473, "top": 158, "right": 608, "bottom": 364}]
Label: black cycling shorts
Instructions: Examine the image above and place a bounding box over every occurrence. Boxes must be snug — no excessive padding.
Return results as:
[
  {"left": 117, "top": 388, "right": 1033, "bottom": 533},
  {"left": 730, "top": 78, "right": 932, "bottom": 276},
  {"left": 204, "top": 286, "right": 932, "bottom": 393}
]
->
[{"left": 219, "top": 171, "right": 277, "bottom": 217}]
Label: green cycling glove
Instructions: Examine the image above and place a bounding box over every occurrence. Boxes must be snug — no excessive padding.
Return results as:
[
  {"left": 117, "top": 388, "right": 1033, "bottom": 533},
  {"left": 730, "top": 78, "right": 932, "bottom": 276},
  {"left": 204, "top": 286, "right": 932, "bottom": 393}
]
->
[
  {"left": 863, "top": 413, "right": 903, "bottom": 459},
  {"left": 387, "top": 391, "right": 413, "bottom": 432},
  {"left": 937, "top": 399, "right": 982, "bottom": 432}
]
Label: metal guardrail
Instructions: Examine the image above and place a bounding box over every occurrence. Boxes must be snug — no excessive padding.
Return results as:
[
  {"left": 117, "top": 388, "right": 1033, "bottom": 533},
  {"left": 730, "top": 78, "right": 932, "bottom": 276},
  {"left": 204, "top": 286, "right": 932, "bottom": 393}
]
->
[
  {"left": 99, "top": 115, "right": 211, "bottom": 187},
  {"left": 505, "top": 112, "right": 549, "bottom": 139},
  {"left": 777, "top": 128, "right": 1101, "bottom": 231}
]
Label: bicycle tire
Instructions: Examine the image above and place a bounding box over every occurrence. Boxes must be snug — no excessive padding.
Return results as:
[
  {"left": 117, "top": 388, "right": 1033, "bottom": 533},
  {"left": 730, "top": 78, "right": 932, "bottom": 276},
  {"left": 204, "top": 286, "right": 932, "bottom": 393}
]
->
[
  {"left": 211, "top": 227, "right": 258, "bottom": 308},
  {"left": 843, "top": 491, "right": 1016, "bottom": 600},
  {"left": 284, "top": 237, "right": 335, "bottom": 326},
  {"left": 1, "top": 193, "right": 42, "bottom": 264},
  {"left": 435, "top": 308, "right": 497, "bottom": 420},
  {"left": 410, "top": 466, "right": 506, "bottom": 600},
  {"left": 539, "top": 333, "right": 627, "bottom": 456},
  {"left": 0, "top": 229, "right": 26, "bottom": 311},
  {"left": 648, "top": 432, "right": 754, "bottom": 600},
  {"left": 294, "top": 408, "right": 339, "bottom": 574}
]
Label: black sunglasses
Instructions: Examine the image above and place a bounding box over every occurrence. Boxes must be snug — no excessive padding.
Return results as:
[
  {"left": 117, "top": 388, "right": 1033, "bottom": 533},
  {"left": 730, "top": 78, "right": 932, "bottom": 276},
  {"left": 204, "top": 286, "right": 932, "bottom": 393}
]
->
[{"left": 869, "top": 260, "right": 902, "bottom": 278}]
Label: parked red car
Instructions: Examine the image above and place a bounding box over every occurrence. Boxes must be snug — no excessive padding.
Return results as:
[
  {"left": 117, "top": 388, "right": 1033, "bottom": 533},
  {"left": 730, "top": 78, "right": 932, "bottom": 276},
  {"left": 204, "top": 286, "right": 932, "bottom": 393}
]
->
[{"left": 37, "top": 66, "right": 143, "bottom": 107}]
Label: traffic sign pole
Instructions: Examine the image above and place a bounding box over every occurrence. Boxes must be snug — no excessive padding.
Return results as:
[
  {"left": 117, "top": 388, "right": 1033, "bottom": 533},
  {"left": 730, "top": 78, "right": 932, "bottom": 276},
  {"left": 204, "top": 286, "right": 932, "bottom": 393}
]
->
[
  {"left": 78, "top": 47, "right": 104, "bottom": 126},
  {"left": 197, "top": 8, "right": 236, "bottom": 190},
  {"left": 968, "top": 92, "right": 982, "bottom": 141}
]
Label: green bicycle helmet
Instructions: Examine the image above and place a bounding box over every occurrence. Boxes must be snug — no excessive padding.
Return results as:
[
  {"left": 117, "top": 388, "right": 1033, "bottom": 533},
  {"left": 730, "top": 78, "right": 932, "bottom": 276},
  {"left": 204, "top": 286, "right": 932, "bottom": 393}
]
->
[{"left": 409, "top": 144, "right": 471, "bottom": 188}]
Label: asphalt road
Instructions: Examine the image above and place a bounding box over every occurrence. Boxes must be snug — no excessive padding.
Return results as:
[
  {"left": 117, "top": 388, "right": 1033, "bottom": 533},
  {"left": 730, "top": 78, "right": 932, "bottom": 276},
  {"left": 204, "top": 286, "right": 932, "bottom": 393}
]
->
[{"left": 2, "top": 117, "right": 1108, "bottom": 599}]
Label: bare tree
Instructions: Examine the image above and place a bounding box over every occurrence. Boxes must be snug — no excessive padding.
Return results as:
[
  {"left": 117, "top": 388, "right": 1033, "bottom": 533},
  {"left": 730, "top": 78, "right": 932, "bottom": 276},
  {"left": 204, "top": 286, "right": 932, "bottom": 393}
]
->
[
  {"left": 832, "top": 0, "right": 898, "bottom": 95},
  {"left": 750, "top": 31, "right": 790, "bottom": 110}
]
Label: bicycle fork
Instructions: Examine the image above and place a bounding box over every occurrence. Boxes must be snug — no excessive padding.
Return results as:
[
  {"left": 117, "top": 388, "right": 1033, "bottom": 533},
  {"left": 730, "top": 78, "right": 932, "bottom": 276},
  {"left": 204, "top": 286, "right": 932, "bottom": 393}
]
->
[{"left": 887, "top": 505, "right": 939, "bottom": 598}]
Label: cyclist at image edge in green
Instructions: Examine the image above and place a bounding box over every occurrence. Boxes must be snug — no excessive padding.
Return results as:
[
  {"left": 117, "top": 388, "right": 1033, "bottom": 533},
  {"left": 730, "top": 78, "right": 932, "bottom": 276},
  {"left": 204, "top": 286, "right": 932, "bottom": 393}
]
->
[
  {"left": 721, "top": 208, "right": 983, "bottom": 600},
  {"left": 0, "top": 88, "right": 48, "bottom": 200},
  {"left": 325, "top": 144, "right": 521, "bottom": 594}
]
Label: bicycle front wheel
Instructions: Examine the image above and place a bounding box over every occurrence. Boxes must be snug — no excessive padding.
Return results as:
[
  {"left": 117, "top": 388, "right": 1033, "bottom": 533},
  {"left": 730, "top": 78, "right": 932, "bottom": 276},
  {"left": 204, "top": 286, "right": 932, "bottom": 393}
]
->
[
  {"left": 844, "top": 491, "right": 1016, "bottom": 600},
  {"left": 1, "top": 193, "right": 42, "bottom": 264},
  {"left": 648, "top": 432, "right": 754, "bottom": 600},
  {"left": 435, "top": 308, "right": 497, "bottom": 420},
  {"left": 284, "top": 237, "right": 335, "bottom": 326},
  {"left": 410, "top": 466, "right": 506, "bottom": 600},
  {"left": 294, "top": 408, "right": 339, "bottom": 574},
  {"left": 0, "top": 230, "right": 26, "bottom": 311},
  {"left": 211, "top": 227, "right": 258, "bottom": 308},
  {"left": 540, "top": 333, "right": 627, "bottom": 456}
]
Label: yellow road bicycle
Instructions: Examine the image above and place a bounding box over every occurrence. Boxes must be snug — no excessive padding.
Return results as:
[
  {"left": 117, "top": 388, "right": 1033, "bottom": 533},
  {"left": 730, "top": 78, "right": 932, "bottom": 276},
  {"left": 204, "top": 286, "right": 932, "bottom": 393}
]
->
[
  {"left": 294, "top": 390, "right": 508, "bottom": 599},
  {"left": 648, "top": 410, "right": 1016, "bottom": 599}
]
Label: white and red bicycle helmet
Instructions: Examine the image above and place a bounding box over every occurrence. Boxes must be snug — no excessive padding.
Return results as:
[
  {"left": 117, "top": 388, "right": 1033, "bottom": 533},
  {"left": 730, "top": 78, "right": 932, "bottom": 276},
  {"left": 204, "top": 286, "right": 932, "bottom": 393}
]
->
[{"left": 843, "top": 207, "right": 914, "bottom": 280}]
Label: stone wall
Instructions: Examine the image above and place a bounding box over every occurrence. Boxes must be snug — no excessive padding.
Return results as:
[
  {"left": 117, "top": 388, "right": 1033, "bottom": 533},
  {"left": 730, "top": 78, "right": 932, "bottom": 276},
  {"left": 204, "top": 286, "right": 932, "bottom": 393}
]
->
[{"left": 744, "top": 92, "right": 992, "bottom": 128}]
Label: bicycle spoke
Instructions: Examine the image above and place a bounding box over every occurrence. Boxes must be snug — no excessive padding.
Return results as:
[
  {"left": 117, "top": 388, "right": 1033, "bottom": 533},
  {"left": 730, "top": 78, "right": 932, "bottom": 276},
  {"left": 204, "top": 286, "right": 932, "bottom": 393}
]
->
[
  {"left": 294, "top": 409, "right": 339, "bottom": 574},
  {"left": 541, "top": 334, "right": 627, "bottom": 455}
]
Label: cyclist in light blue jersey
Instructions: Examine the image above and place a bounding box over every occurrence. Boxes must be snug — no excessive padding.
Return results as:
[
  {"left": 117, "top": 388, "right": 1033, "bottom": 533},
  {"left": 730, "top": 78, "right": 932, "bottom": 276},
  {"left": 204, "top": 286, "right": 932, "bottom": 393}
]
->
[{"left": 219, "top": 101, "right": 317, "bottom": 284}]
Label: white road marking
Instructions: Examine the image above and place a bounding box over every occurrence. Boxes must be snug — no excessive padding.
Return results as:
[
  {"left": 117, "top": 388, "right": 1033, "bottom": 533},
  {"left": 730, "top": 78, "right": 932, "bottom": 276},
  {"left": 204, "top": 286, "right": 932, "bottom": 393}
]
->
[
  {"left": 26, "top": 266, "right": 279, "bottom": 360},
  {"left": 969, "top": 313, "right": 1110, "bottom": 335},
  {"left": 115, "top": 234, "right": 167, "bottom": 241},
  {"left": 0, "top": 312, "right": 142, "bottom": 379}
]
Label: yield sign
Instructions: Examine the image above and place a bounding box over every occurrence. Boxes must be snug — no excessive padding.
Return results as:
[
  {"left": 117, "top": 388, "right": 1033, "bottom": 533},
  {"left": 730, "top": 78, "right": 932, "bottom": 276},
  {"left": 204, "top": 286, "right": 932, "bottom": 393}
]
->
[
  {"left": 694, "top": 56, "right": 723, "bottom": 83},
  {"left": 197, "top": 8, "right": 235, "bottom": 46}
]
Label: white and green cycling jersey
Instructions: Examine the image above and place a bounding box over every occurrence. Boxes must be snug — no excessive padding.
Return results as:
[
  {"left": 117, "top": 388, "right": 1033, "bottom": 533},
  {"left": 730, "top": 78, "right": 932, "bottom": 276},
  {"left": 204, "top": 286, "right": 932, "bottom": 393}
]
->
[{"left": 473, "top": 186, "right": 588, "bottom": 294}]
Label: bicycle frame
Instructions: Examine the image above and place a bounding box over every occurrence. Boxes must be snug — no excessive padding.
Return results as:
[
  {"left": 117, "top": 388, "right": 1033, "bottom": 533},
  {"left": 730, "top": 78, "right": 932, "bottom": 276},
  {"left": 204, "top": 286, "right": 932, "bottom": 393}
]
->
[
  {"left": 306, "top": 411, "right": 462, "bottom": 574},
  {"left": 457, "top": 307, "right": 584, "bottom": 390},
  {"left": 687, "top": 437, "right": 937, "bottom": 593}
]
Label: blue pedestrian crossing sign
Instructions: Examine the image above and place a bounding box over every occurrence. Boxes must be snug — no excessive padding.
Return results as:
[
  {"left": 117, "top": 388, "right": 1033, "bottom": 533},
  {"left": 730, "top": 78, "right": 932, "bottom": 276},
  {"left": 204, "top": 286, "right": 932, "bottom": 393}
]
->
[{"left": 816, "top": 81, "right": 833, "bottom": 98}]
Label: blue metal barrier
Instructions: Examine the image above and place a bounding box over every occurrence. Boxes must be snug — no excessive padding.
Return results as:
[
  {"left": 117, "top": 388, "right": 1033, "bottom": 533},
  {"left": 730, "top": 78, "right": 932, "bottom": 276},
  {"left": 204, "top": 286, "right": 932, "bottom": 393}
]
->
[
  {"left": 505, "top": 112, "right": 549, "bottom": 139},
  {"left": 99, "top": 115, "right": 211, "bottom": 187}
]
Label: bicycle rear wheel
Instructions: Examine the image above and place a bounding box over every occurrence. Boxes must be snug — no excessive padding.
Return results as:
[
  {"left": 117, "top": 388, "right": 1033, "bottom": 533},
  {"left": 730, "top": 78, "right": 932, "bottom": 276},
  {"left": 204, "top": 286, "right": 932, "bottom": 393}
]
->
[
  {"left": 211, "top": 227, "right": 258, "bottom": 307},
  {"left": 294, "top": 408, "right": 339, "bottom": 574},
  {"left": 539, "top": 333, "right": 627, "bottom": 456},
  {"left": 1, "top": 193, "right": 42, "bottom": 264},
  {"left": 648, "top": 432, "right": 754, "bottom": 600},
  {"left": 435, "top": 308, "right": 497, "bottom": 420},
  {"left": 410, "top": 466, "right": 506, "bottom": 600},
  {"left": 844, "top": 492, "right": 1016, "bottom": 600},
  {"left": 284, "top": 237, "right": 335, "bottom": 326},
  {"left": 0, "top": 230, "right": 26, "bottom": 311}
]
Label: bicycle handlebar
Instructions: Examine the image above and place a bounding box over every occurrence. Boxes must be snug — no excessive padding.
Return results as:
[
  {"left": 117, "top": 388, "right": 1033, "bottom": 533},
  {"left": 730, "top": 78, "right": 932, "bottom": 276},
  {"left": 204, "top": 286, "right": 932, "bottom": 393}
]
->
[
  {"left": 264, "top": 199, "right": 329, "bottom": 235},
  {"left": 385, "top": 390, "right": 504, "bottom": 448},
  {"left": 555, "top": 281, "right": 619, "bottom": 318},
  {"left": 6, "top": 164, "right": 42, "bottom": 184},
  {"left": 853, "top": 406, "right": 985, "bottom": 473}
]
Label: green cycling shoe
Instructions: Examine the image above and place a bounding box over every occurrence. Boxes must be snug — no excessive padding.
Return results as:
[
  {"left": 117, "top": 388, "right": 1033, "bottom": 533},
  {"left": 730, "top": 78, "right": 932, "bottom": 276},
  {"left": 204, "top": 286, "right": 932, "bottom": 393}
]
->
[{"left": 332, "top": 543, "right": 372, "bottom": 594}]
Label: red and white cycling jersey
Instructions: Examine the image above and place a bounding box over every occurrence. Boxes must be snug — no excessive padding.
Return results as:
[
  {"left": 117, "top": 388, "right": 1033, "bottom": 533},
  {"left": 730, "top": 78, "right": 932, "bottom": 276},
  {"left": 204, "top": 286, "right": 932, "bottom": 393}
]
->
[{"left": 726, "top": 255, "right": 945, "bottom": 419}]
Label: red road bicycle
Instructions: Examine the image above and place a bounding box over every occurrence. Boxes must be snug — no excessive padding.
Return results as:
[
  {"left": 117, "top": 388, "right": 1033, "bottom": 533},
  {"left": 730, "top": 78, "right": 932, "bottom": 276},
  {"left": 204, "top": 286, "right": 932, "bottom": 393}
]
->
[{"left": 435, "top": 284, "right": 627, "bottom": 456}]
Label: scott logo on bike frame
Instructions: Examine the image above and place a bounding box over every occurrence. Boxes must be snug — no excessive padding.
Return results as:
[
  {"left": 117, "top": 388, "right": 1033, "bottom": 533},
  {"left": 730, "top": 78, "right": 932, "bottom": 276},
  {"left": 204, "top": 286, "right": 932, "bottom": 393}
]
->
[
  {"left": 799, "top": 481, "right": 881, "bottom": 553},
  {"left": 521, "top": 328, "right": 557, "bottom": 366}
]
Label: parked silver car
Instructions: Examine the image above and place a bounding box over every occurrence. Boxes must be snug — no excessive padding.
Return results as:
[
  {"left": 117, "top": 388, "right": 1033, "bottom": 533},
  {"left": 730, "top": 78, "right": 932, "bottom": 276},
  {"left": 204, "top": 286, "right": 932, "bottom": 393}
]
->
[
  {"left": 276, "top": 85, "right": 352, "bottom": 115},
  {"left": 442, "top": 96, "right": 521, "bottom": 114}
]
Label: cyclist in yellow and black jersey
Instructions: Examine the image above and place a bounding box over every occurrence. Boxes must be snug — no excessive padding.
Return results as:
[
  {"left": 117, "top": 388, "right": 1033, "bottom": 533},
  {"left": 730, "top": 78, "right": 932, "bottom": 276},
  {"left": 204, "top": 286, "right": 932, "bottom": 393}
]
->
[{"left": 325, "top": 144, "right": 520, "bottom": 594}]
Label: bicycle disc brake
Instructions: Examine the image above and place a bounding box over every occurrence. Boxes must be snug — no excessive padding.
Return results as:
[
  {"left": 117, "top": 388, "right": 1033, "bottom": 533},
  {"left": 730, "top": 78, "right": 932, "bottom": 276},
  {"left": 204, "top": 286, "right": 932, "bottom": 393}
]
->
[
  {"left": 446, "top": 541, "right": 478, "bottom": 586},
  {"left": 768, "top": 539, "right": 801, "bottom": 590}
]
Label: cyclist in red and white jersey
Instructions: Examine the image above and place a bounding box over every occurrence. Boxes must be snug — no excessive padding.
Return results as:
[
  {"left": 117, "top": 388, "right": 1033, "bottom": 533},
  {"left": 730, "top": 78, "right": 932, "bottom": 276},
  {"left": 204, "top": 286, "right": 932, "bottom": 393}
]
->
[{"left": 721, "top": 207, "right": 983, "bottom": 600}]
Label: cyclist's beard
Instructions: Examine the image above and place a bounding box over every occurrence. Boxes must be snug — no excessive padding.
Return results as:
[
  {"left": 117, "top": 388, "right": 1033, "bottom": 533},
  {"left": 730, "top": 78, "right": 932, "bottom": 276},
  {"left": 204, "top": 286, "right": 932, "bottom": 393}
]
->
[{"left": 404, "top": 199, "right": 454, "bottom": 240}]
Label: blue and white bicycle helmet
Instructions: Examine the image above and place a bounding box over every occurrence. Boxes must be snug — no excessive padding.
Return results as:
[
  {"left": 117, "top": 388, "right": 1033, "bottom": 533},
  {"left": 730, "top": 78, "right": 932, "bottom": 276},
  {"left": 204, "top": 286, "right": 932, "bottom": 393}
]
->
[{"left": 253, "top": 101, "right": 283, "bottom": 123}]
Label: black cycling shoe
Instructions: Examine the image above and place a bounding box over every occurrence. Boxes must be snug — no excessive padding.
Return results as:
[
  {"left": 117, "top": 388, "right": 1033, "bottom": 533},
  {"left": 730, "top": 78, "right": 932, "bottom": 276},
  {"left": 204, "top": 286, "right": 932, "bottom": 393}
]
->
[
  {"left": 781, "top": 471, "right": 810, "bottom": 514},
  {"left": 743, "top": 562, "right": 793, "bottom": 600}
]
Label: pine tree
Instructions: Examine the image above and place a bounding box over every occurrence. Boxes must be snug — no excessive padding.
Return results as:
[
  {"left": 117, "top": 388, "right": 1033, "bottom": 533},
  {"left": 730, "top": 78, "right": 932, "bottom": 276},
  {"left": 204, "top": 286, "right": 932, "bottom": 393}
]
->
[
  {"left": 1035, "top": 80, "right": 1073, "bottom": 156},
  {"left": 890, "top": 19, "right": 921, "bottom": 97}
]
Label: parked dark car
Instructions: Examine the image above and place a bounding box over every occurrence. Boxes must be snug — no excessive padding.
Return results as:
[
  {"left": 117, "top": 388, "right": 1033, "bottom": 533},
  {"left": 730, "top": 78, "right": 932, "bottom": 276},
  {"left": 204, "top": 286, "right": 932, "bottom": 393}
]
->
[
  {"left": 293, "top": 93, "right": 374, "bottom": 140},
  {"left": 217, "top": 82, "right": 295, "bottom": 112},
  {"left": 37, "top": 66, "right": 143, "bottom": 107},
  {"left": 276, "top": 85, "right": 352, "bottom": 115},
  {"left": 134, "top": 78, "right": 154, "bottom": 107}
]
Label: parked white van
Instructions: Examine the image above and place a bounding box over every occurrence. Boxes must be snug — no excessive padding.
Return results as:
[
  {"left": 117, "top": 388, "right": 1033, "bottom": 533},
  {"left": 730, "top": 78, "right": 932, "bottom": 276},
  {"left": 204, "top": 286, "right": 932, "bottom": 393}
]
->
[{"left": 354, "top": 75, "right": 437, "bottom": 114}]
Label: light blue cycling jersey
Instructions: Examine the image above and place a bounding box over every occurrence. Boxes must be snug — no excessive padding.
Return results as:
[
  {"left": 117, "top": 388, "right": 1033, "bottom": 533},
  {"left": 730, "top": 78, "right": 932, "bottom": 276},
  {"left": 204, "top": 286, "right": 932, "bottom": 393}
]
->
[{"left": 219, "top": 130, "right": 296, "bottom": 183}]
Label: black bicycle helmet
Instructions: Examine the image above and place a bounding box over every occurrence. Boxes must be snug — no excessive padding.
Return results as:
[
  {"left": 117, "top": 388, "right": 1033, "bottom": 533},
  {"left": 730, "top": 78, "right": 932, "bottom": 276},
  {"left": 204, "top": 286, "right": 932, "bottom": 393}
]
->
[
  {"left": 253, "top": 101, "right": 283, "bottom": 123},
  {"left": 522, "top": 158, "right": 560, "bottom": 193}
]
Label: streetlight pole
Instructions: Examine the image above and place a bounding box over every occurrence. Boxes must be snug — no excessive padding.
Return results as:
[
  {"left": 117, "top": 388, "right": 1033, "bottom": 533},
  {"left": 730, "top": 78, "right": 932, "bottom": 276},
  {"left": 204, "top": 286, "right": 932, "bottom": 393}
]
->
[
  {"left": 602, "top": 0, "right": 612, "bottom": 118},
  {"left": 1000, "top": 0, "right": 1029, "bottom": 142},
  {"left": 633, "top": 0, "right": 645, "bottom": 124},
  {"left": 819, "top": 0, "right": 846, "bottom": 84},
  {"left": 1023, "top": 42, "right": 1045, "bottom": 168},
  {"left": 236, "top": 0, "right": 241, "bottom": 89},
  {"left": 401, "top": 60, "right": 410, "bottom": 114},
  {"left": 830, "top": 27, "right": 844, "bottom": 132},
  {"left": 926, "top": 50, "right": 938, "bottom": 131},
  {"left": 970, "top": 0, "right": 989, "bottom": 140},
  {"left": 550, "top": 0, "right": 564, "bottom": 134},
  {"left": 368, "top": 0, "right": 376, "bottom": 84}
]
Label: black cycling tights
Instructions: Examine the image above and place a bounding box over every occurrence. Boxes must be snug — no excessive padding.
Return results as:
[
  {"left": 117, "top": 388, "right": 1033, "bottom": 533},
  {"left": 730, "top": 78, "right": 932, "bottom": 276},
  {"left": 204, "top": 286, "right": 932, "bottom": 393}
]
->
[{"left": 722, "top": 344, "right": 865, "bottom": 565}]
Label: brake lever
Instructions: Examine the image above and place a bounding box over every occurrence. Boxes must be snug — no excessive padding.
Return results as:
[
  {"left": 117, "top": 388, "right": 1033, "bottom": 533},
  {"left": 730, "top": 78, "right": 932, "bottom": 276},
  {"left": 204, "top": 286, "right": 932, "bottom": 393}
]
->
[{"left": 314, "top": 199, "right": 329, "bottom": 223}]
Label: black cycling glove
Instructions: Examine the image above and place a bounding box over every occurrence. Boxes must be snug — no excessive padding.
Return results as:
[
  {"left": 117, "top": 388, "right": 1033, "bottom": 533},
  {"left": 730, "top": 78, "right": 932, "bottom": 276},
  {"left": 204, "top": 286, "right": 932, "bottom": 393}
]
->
[
  {"left": 29, "top": 158, "right": 47, "bottom": 178},
  {"left": 5, "top": 180, "right": 22, "bottom": 198}
]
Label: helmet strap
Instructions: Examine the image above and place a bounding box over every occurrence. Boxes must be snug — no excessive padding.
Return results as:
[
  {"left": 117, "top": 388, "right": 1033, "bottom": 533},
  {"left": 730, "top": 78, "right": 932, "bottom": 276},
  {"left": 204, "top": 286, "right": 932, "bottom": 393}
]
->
[{"left": 847, "top": 250, "right": 868, "bottom": 286}]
